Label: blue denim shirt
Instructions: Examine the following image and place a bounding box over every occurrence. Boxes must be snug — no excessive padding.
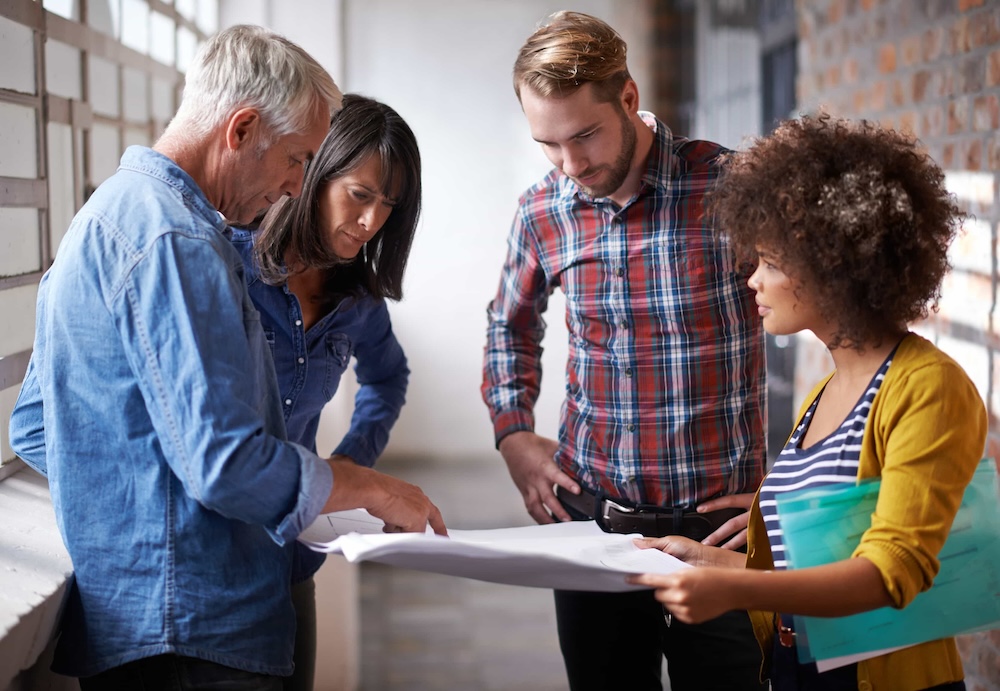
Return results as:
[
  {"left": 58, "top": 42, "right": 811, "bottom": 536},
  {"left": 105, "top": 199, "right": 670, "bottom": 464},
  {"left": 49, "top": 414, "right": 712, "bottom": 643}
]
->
[
  {"left": 8, "top": 146, "right": 334, "bottom": 678},
  {"left": 230, "top": 229, "right": 409, "bottom": 582}
]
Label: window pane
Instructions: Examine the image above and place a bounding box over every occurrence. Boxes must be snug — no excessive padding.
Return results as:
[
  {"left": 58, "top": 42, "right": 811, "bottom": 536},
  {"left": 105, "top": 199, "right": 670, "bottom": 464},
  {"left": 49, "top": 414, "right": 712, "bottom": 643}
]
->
[
  {"left": 121, "top": 0, "right": 150, "bottom": 55},
  {"left": 150, "top": 11, "right": 176, "bottom": 66},
  {"left": 177, "top": 25, "right": 197, "bottom": 73},
  {"left": 176, "top": 0, "right": 196, "bottom": 21},
  {"left": 0, "top": 284, "right": 38, "bottom": 358},
  {"left": 0, "top": 102, "right": 38, "bottom": 178},
  {"left": 123, "top": 67, "right": 149, "bottom": 123},
  {"left": 0, "top": 208, "right": 41, "bottom": 277},
  {"left": 89, "top": 124, "right": 121, "bottom": 188},
  {"left": 44, "top": 0, "right": 80, "bottom": 21},
  {"left": 45, "top": 40, "right": 82, "bottom": 100},
  {"left": 124, "top": 126, "right": 150, "bottom": 148},
  {"left": 0, "top": 16, "right": 35, "bottom": 95},
  {"left": 197, "top": 0, "right": 218, "bottom": 35},
  {"left": 47, "top": 122, "right": 79, "bottom": 256},
  {"left": 89, "top": 55, "right": 120, "bottom": 117},
  {"left": 88, "top": 0, "right": 121, "bottom": 39},
  {"left": 152, "top": 78, "right": 176, "bottom": 121}
]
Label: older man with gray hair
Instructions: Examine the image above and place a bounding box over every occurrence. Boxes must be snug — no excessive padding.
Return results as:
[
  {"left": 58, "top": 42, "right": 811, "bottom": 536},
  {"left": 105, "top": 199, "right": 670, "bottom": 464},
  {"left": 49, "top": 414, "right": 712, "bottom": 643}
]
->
[{"left": 9, "top": 24, "right": 445, "bottom": 690}]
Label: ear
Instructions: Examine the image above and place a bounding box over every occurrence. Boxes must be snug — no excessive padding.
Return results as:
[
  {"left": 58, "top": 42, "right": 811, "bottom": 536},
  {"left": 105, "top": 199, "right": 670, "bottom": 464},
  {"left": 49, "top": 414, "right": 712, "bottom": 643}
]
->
[
  {"left": 620, "top": 79, "right": 640, "bottom": 115},
  {"left": 225, "top": 107, "right": 262, "bottom": 152}
]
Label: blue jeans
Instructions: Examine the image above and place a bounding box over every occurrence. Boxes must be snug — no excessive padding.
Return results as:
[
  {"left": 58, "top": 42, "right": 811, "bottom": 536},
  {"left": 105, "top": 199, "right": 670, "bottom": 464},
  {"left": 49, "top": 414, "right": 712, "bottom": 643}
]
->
[{"left": 79, "top": 655, "right": 283, "bottom": 691}]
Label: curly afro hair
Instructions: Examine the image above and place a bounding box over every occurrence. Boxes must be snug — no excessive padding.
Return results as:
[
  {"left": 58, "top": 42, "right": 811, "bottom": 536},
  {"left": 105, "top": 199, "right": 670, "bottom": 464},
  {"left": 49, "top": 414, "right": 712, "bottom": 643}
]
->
[{"left": 707, "top": 113, "right": 963, "bottom": 350}]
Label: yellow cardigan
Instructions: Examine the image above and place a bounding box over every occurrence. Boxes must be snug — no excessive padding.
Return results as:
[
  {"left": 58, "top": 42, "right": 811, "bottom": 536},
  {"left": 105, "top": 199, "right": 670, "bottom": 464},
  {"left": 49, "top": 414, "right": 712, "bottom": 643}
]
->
[{"left": 745, "top": 333, "right": 987, "bottom": 690}]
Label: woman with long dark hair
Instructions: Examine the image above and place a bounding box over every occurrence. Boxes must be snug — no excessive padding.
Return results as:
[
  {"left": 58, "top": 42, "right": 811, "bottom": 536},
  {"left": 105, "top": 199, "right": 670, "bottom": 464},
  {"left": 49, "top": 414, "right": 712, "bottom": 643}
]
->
[{"left": 231, "top": 93, "right": 424, "bottom": 691}]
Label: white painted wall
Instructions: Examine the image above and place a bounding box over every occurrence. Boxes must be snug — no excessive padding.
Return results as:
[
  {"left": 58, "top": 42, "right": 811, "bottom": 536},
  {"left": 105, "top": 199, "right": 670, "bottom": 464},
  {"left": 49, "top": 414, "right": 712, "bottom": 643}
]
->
[
  {"left": 224, "top": 0, "right": 653, "bottom": 464},
  {"left": 339, "top": 0, "right": 653, "bottom": 463}
]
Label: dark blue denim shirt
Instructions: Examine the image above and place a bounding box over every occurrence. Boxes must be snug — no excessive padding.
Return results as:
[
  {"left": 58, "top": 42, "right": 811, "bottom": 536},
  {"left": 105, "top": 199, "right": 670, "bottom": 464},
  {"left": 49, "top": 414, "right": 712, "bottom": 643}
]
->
[
  {"left": 230, "top": 229, "right": 409, "bottom": 582},
  {"left": 8, "top": 147, "right": 333, "bottom": 677}
]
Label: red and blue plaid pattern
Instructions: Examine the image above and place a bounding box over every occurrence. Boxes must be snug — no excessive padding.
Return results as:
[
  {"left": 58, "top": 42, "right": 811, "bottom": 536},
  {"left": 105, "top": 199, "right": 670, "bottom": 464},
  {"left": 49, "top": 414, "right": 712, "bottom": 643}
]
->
[{"left": 482, "top": 115, "right": 767, "bottom": 507}]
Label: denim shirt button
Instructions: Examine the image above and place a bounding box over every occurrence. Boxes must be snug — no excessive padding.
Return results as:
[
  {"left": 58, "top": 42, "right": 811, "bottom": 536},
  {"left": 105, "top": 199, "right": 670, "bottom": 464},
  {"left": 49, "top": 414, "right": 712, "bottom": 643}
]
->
[
  {"left": 294, "top": 319, "right": 302, "bottom": 326},
  {"left": 297, "top": 357, "right": 304, "bottom": 364},
  {"left": 284, "top": 399, "right": 292, "bottom": 406}
]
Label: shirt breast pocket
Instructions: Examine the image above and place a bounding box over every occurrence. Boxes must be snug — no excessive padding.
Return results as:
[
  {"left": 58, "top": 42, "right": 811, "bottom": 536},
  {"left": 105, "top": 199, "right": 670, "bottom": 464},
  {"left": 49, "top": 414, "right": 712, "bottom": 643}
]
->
[
  {"left": 324, "top": 333, "right": 353, "bottom": 399},
  {"left": 262, "top": 328, "right": 276, "bottom": 359}
]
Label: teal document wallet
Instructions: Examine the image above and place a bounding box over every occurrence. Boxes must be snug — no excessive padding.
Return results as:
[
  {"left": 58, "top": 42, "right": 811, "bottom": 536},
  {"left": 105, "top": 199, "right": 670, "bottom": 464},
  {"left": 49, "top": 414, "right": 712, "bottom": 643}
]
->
[{"left": 775, "top": 458, "right": 1000, "bottom": 663}]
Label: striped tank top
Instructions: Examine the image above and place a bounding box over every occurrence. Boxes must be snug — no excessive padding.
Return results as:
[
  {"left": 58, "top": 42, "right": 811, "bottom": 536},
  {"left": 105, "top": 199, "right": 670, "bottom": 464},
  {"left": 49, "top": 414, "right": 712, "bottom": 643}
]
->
[{"left": 759, "top": 350, "right": 894, "bottom": 570}]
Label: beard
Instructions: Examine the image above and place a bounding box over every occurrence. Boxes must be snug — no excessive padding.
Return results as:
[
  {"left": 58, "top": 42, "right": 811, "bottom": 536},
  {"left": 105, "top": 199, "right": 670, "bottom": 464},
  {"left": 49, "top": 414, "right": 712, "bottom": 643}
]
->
[{"left": 574, "top": 108, "right": 638, "bottom": 199}]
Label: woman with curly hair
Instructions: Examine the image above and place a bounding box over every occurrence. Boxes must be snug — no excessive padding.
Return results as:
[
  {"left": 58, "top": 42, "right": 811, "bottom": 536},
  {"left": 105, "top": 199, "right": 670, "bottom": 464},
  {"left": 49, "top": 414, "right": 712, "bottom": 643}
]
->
[{"left": 629, "top": 114, "right": 986, "bottom": 691}]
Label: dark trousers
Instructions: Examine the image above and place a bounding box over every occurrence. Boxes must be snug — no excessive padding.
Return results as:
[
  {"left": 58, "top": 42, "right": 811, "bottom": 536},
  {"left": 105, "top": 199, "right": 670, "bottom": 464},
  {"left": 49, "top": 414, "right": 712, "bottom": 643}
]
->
[
  {"left": 79, "top": 654, "right": 283, "bottom": 691},
  {"left": 554, "top": 495, "right": 766, "bottom": 691},
  {"left": 554, "top": 588, "right": 766, "bottom": 691},
  {"left": 770, "top": 637, "right": 967, "bottom": 691},
  {"left": 285, "top": 576, "right": 317, "bottom": 691}
]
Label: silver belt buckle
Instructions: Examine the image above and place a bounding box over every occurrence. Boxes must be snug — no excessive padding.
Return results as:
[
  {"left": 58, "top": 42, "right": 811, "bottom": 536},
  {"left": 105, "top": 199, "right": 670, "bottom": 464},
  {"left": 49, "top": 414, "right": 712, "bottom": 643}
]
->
[{"left": 601, "top": 498, "right": 635, "bottom": 522}]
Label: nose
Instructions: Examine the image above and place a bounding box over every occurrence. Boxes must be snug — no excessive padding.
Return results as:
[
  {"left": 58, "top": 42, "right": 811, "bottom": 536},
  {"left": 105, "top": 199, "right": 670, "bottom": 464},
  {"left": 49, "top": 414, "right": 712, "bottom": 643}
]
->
[
  {"left": 283, "top": 165, "right": 307, "bottom": 199},
  {"left": 359, "top": 204, "right": 392, "bottom": 236},
  {"left": 560, "top": 146, "right": 589, "bottom": 178},
  {"left": 747, "top": 264, "right": 763, "bottom": 292}
]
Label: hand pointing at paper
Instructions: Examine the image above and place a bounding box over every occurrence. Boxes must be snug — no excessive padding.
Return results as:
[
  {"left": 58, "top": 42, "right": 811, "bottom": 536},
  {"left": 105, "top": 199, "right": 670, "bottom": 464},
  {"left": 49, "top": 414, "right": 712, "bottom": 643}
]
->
[{"left": 324, "top": 456, "right": 447, "bottom": 536}]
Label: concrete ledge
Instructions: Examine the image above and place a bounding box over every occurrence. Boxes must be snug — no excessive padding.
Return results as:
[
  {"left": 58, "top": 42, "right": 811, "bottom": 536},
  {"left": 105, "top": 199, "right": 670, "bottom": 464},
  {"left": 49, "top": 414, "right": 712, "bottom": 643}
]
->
[{"left": 0, "top": 467, "right": 73, "bottom": 689}]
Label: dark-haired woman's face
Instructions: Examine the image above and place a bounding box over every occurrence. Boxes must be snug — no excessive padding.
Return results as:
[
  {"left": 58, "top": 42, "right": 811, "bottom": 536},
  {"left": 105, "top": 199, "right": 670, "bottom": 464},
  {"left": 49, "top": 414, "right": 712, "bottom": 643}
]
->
[{"left": 317, "top": 154, "right": 398, "bottom": 259}]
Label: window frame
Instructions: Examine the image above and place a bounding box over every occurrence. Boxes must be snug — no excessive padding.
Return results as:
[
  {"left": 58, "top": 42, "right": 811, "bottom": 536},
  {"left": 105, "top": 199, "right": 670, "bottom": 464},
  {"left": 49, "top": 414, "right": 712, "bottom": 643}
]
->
[{"left": 0, "top": 0, "right": 211, "bottom": 476}]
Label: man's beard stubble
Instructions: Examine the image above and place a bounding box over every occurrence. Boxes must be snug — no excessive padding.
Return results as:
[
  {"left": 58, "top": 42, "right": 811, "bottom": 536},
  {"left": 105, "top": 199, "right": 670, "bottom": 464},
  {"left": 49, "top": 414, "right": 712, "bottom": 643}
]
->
[{"left": 577, "top": 108, "right": 637, "bottom": 199}]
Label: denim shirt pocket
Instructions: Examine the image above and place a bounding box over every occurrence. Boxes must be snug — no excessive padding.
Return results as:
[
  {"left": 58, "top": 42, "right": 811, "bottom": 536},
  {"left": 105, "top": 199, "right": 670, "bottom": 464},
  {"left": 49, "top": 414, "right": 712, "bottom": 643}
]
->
[
  {"left": 324, "top": 333, "right": 352, "bottom": 399},
  {"left": 263, "top": 328, "right": 276, "bottom": 358}
]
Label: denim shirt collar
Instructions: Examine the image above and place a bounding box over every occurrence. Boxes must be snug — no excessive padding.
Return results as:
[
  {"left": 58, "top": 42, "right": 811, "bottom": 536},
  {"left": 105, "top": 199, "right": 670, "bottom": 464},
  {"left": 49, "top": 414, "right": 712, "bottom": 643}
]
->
[{"left": 120, "top": 146, "right": 227, "bottom": 235}]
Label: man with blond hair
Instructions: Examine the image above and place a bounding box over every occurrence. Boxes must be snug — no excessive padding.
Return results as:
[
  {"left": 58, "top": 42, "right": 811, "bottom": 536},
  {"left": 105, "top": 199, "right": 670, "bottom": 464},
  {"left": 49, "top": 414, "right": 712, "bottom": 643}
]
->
[
  {"left": 10, "top": 24, "right": 444, "bottom": 689},
  {"left": 482, "top": 11, "right": 766, "bottom": 691}
]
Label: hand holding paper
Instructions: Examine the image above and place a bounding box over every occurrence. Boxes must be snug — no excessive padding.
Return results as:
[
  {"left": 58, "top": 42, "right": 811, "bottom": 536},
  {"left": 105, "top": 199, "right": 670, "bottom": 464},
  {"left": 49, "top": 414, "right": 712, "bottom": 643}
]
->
[{"left": 299, "top": 510, "right": 690, "bottom": 592}]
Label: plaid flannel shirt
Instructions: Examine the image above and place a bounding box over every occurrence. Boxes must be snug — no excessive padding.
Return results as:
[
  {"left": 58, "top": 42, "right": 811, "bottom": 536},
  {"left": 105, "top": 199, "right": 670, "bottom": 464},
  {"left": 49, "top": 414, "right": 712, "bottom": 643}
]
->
[{"left": 482, "top": 113, "right": 766, "bottom": 508}]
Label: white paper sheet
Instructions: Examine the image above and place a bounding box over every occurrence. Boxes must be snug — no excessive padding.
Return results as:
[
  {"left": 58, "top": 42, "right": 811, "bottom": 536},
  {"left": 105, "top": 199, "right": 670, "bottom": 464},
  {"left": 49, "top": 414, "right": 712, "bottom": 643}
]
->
[
  {"left": 814, "top": 645, "right": 910, "bottom": 672},
  {"left": 299, "top": 509, "right": 690, "bottom": 592}
]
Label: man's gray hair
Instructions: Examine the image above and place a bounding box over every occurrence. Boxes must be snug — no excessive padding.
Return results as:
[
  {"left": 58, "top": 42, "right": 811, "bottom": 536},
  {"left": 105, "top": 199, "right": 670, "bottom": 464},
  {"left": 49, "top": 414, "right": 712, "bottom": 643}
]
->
[{"left": 166, "top": 24, "right": 342, "bottom": 141}]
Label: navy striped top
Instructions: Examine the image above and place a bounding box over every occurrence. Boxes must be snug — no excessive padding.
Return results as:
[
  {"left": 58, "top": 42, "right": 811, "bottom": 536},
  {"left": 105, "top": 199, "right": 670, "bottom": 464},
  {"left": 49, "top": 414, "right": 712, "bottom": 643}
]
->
[{"left": 759, "top": 351, "right": 894, "bottom": 570}]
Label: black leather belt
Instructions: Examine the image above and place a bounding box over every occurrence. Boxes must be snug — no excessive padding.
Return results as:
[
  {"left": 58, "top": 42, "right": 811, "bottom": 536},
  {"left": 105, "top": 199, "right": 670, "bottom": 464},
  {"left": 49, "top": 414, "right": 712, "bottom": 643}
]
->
[{"left": 555, "top": 484, "right": 746, "bottom": 541}]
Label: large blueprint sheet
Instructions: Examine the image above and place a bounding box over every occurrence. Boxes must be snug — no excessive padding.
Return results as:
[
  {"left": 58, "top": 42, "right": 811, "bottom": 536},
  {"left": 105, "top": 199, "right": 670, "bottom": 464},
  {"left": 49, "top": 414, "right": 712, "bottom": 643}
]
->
[{"left": 299, "top": 510, "right": 689, "bottom": 592}]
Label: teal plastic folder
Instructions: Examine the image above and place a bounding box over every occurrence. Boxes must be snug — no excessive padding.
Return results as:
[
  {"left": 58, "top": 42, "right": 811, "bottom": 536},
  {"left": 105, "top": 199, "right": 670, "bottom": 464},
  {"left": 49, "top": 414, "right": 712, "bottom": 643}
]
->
[{"left": 774, "top": 458, "right": 1000, "bottom": 663}]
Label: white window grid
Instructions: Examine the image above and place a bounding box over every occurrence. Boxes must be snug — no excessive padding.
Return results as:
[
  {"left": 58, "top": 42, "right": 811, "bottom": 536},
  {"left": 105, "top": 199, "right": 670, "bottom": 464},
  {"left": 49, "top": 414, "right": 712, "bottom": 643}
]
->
[{"left": 0, "top": 0, "right": 214, "bottom": 472}]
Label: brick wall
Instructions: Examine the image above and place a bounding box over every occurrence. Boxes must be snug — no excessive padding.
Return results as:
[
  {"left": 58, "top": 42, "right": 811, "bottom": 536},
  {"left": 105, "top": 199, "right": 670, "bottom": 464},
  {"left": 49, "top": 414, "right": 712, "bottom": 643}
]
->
[{"left": 794, "top": 0, "right": 1000, "bottom": 687}]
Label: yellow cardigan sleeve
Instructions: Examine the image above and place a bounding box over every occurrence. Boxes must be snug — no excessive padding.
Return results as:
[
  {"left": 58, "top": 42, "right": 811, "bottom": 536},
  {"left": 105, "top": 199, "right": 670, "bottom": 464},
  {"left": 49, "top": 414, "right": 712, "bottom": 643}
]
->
[{"left": 852, "top": 344, "right": 987, "bottom": 609}]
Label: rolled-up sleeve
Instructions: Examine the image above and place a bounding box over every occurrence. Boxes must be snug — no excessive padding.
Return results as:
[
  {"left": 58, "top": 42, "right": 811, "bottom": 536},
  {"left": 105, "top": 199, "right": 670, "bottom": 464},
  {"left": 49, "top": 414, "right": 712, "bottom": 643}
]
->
[
  {"left": 9, "top": 354, "right": 47, "bottom": 475},
  {"left": 481, "top": 208, "right": 552, "bottom": 447},
  {"left": 333, "top": 299, "right": 408, "bottom": 467}
]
